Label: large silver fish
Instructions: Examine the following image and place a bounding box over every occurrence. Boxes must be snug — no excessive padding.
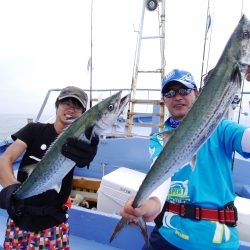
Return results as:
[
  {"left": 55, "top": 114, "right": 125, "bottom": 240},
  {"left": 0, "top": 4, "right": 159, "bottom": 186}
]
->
[
  {"left": 110, "top": 14, "right": 250, "bottom": 244},
  {"left": 14, "top": 91, "right": 130, "bottom": 199}
]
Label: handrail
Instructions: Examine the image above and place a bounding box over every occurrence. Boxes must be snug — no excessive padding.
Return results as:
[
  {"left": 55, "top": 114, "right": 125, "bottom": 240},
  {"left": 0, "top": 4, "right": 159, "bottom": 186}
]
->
[
  {"left": 35, "top": 88, "right": 61, "bottom": 122},
  {"left": 35, "top": 88, "right": 250, "bottom": 136},
  {"left": 35, "top": 88, "right": 160, "bottom": 122}
]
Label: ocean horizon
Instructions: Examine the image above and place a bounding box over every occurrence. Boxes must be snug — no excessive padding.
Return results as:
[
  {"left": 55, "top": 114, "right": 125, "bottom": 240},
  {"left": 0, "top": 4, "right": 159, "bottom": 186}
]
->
[
  {"left": 1, "top": 102, "right": 250, "bottom": 141},
  {"left": 0, "top": 113, "right": 53, "bottom": 140}
]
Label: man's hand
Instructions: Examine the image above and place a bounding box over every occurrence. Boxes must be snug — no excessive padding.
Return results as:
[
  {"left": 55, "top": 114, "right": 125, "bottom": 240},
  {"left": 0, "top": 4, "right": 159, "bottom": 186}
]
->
[
  {"left": 61, "top": 135, "right": 99, "bottom": 168},
  {"left": 0, "top": 183, "right": 24, "bottom": 218},
  {"left": 246, "top": 66, "right": 250, "bottom": 81},
  {"left": 120, "top": 196, "right": 161, "bottom": 222}
]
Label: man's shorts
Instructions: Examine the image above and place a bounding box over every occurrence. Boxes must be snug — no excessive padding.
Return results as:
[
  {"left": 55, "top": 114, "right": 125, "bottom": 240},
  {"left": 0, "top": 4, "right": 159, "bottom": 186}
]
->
[
  {"left": 4, "top": 218, "right": 70, "bottom": 249},
  {"left": 142, "top": 227, "right": 182, "bottom": 250}
]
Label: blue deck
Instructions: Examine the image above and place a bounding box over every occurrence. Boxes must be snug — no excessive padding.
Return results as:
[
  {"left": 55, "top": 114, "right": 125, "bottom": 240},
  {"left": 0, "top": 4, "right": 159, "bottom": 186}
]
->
[
  {"left": 68, "top": 206, "right": 154, "bottom": 250},
  {"left": 1, "top": 208, "right": 250, "bottom": 250},
  {"left": 0, "top": 207, "right": 153, "bottom": 250}
]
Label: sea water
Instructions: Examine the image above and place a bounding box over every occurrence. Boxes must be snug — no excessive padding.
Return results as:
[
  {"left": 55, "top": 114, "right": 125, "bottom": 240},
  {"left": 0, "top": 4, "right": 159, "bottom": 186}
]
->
[
  {"left": 0, "top": 113, "right": 54, "bottom": 140},
  {"left": 0, "top": 113, "right": 36, "bottom": 140}
]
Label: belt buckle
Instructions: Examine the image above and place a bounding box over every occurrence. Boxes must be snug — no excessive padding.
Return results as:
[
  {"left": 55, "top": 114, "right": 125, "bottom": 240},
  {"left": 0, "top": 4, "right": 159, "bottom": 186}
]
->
[
  {"left": 179, "top": 203, "right": 201, "bottom": 220},
  {"left": 226, "top": 206, "right": 237, "bottom": 227},
  {"left": 219, "top": 204, "right": 237, "bottom": 227}
]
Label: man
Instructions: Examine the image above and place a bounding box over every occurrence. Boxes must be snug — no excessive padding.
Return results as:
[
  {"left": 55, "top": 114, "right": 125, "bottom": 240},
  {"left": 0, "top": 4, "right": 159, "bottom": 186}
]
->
[
  {"left": 0, "top": 86, "right": 99, "bottom": 249},
  {"left": 121, "top": 69, "right": 250, "bottom": 250}
]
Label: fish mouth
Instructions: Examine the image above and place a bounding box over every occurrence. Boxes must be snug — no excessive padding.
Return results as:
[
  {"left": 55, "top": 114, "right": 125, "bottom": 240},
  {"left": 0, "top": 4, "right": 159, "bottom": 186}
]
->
[
  {"left": 96, "top": 93, "right": 130, "bottom": 131},
  {"left": 95, "top": 91, "right": 130, "bottom": 133},
  {"left": 118, "top": 94, "right": 130, "bottom": 115}
]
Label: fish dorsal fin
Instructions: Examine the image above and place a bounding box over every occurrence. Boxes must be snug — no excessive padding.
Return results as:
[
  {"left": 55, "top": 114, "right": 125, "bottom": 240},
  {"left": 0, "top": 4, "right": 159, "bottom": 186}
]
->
[
  {"left": 50, "top": 183, "right": 62, "bottom": 193},
  {"left": 158, "top": 130, "right": 175, "bottom": 146},
  {"left": 201, "top": 63, "right": 241, "bottom": 91},
  {"left": 230, "top": 63, "right": 242, "bottom": 88},
  {"left": 201, "top": 68, "right": 214, "bottom": 91},
  {"left": 20, "top": 164, "right": 37, "bottom": 177}
]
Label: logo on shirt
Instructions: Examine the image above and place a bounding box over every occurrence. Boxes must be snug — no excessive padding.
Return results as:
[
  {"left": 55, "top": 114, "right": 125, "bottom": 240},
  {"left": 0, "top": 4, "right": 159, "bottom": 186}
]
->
[{"left": 167, "top": 180, "right": 190, "bottom": 203}]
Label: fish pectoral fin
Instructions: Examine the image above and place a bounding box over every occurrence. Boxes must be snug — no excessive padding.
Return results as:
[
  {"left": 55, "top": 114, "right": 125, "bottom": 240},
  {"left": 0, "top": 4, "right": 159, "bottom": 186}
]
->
[
  {"left": 79, "top": 125, "right": 97, "bottom": 143},
  {"left": 85, "top": 125, "right": 95, "bottom": 141},
  {"left": 190, "top": 155, "right": 197, "bottom": 171},
  {"left": 110, "top": 216, "right": 149, "bottom": 246}
]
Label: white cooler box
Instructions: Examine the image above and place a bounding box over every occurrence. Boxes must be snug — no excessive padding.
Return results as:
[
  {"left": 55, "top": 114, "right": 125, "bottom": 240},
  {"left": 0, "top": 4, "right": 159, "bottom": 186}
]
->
[
  {"left": 235, "top": 196, "right": 250, "bottom": 242},
  {"left": 97, "top": 167, "right": 146, "bottom": 214}
]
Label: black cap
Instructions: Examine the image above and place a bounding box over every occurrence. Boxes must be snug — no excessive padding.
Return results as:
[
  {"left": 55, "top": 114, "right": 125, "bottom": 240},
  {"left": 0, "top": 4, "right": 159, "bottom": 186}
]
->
[{"left": 58, "top": 86, "right": 88, "bottom": 109}]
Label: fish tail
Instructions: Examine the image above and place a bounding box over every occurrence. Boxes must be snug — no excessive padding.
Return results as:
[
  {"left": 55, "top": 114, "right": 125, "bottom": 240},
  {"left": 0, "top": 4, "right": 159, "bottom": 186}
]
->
[
  {"left": 109, "top": 217, "right": 128, "bottom": 243},
  {"left": 109, "top": 216, "right": 149, "bottom": 245},
  {"left": 137, "top": 216, "right": 149, "bottom": 245}
]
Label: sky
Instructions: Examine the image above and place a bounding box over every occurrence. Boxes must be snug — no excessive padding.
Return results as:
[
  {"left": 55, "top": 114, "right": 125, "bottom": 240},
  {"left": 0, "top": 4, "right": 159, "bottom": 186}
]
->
[{"left": 0, "top": 0, "right": 250, "bottom": 117}]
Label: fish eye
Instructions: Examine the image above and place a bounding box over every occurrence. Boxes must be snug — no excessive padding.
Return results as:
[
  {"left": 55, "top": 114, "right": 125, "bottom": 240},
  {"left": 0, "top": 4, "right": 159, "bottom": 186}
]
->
[
  {"left": 108, "top": 104, "right": 114, "bottom": 111},
  {"left": 242, "top": 31, "right": 250, "bottom": 39}
]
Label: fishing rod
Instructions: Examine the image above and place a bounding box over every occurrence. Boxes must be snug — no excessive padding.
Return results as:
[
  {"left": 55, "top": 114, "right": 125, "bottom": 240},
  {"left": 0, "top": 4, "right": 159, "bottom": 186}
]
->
[{"left": 89, "top": 0, "right": 93, "bottom": 108}]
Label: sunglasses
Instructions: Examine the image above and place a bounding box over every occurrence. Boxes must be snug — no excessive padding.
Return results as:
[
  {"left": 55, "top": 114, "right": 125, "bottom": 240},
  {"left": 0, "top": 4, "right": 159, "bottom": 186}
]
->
[{"left": 163, "top": 88, "right": 192, "bottom": 98}]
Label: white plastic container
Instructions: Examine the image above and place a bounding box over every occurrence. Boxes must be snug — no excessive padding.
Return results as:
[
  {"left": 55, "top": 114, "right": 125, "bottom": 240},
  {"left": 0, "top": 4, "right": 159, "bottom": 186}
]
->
[
  {"left": 235, "top": 196, "right": 250, "bottom": 242},
  {"left": 97, "top": 167, "right": 146, "bottom": 214}
]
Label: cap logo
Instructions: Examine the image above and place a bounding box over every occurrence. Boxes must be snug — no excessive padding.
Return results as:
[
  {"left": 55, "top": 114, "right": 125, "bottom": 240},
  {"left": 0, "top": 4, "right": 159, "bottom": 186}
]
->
[
  {"left": 162, "top": 69, "right": 197, "bottom": 92},
  {"left": 180, "top": 73, "right": 194, "bottom": 84},
  {"left": 164, "top": 71, "right": 175, "bottom": 82}
]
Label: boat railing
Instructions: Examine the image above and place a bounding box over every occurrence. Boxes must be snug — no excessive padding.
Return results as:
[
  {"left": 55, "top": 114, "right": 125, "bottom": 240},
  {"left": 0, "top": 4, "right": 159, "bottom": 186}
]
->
[
  {"left": 32, "top": 89, "right": 250, "bottom": 138},
  {"left": 34, "top": 88, "right": 164, "bottom": 138}
]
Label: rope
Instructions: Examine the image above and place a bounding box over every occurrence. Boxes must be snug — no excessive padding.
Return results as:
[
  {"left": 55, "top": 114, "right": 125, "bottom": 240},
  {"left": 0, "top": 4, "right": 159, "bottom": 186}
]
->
[
  {"left": 200, "top": 0, "right": 211, "bottom": 88},
  {"left": 240, "top": 0, "right": 244, "bottom": 16},
  {"left": 205, "top": 1, "right": 215, "bottom": 74}
]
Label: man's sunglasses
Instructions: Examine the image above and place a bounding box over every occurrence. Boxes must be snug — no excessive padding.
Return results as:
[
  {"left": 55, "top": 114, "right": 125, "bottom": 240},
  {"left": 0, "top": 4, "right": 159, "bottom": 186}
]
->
[{"left": 163, "top": 88, "right": 192, "bottom": 98}]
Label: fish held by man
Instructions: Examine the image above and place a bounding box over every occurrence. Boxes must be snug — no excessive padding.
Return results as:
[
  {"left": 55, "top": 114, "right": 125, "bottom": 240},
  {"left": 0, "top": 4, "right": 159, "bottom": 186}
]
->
[
  {"left": 14, "top": 91, "right": 130, "bottom": 199},
  {"left": 110, "top": 14, "right": 250, "bottom": 244}
]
